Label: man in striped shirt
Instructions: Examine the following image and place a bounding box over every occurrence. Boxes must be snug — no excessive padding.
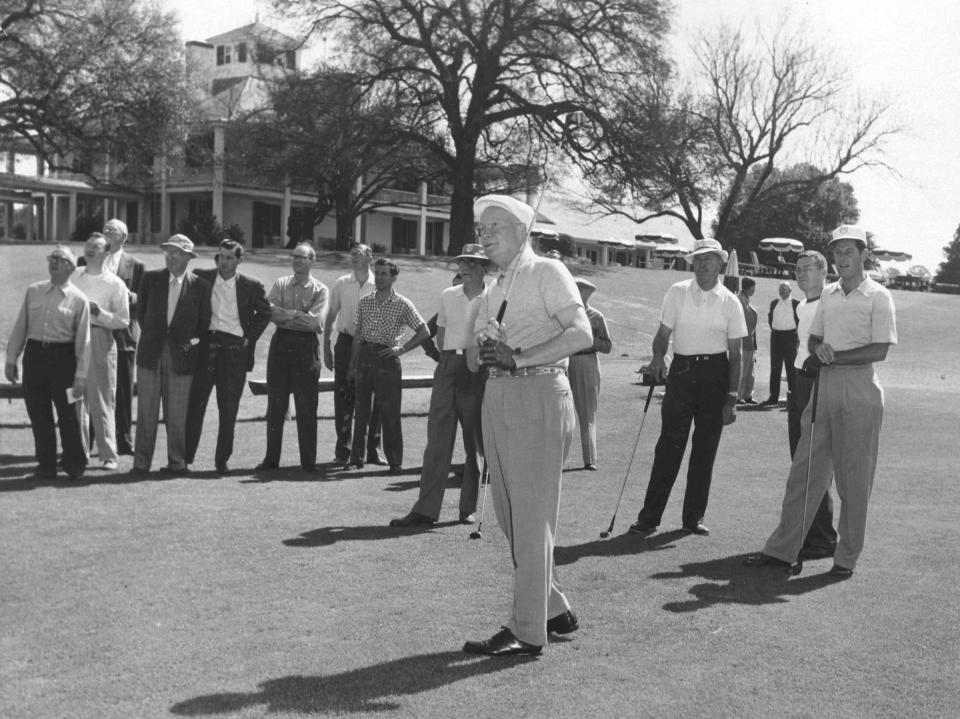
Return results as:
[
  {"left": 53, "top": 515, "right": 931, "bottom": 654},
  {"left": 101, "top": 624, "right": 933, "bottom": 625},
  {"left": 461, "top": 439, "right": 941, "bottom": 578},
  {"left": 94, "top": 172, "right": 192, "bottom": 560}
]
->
[{"left": 348, "top": 258, "right": 429, "bottom": 472}]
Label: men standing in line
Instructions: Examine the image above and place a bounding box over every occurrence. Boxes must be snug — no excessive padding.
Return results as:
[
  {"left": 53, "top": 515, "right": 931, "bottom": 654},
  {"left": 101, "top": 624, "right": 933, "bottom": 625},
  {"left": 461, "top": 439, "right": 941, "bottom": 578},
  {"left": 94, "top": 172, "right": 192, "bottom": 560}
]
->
[
  {"left": 736, "top": 277, "right": 759, "bottom": 405},
  {"left": 348, "top": 258, "right": 429, "bottom": 472},
  {"left": 788, "top": 250, "right": 837, "bottom": 560},
  {"left": 102, "top": 218, "right": 144, "bottom": 455},
  {"left": 185, "top": 239, "right": 271, "bottom": 473},
  {"left": 133, "top": 235, "right": 211, "bottom": 475},
  {"left": 568, "top": 277, "right": 612, "bottom": 471},
  {"left": 763, "top": 281, "right": 800, "bottom": 406},
  {"left": 389, "top": 246, "right": 489, "bottom": 527},
  {"left": 629, "top": 238, "right": 746, "bottom": 538},
  {"left": 72, "top": 233, "right": 130, "bottom": 470},
  {"left": 322, "top": 243, "right": 383, "bottom": 466},
  {"left": 746, "top": 226, "right": 895, "bottom": 578},
  {"left": 5, "top": 245, "right": 90, "bottom": 481},
  {"left": 257, "top": 242, "right": 328, "bottom": 472},
  {"left": 463, "top": 195, "right": 592, "bottom": 658}
]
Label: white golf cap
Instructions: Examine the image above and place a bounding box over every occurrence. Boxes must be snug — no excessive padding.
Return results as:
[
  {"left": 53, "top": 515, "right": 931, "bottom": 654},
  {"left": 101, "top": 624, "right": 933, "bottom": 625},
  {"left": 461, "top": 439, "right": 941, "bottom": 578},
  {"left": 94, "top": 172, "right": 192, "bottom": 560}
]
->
[
  {"left": 829, "top": 224, "right": 868, "bottom": 248},
  {"left": 474, "top": 194, "right": 536, "bottom": 229}
]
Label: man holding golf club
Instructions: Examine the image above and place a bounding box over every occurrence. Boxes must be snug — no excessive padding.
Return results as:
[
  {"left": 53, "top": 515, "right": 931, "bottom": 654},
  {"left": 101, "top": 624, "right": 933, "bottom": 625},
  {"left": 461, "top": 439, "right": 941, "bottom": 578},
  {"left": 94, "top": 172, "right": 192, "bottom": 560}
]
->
[
  {"left": 745, "top": 225, "right": 896, "bottom": 577},
  {"left": 462, "top": 194, "right": 592, "bottom": 658},
  {"left": 629, "top": 238, "right": 746, "bottom": 538}
]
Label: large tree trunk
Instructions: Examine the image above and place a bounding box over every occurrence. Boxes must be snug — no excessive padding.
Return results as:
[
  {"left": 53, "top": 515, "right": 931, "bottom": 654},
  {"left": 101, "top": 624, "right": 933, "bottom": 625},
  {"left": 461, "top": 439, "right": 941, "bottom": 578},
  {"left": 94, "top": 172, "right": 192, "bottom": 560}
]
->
[{"left": 445, "top": 144, "right": 477, "bottom": 257}]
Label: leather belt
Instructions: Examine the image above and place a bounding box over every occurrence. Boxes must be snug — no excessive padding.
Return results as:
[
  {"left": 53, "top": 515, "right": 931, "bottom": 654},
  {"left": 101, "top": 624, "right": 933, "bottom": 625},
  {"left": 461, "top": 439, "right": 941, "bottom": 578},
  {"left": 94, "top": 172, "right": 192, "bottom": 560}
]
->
[
  {"left": 27, "top": 339, "right": 73, "bottom": 349},
  {"left": 442, "top": 349, "right": 466, "bottom": 356},
  {"left": 573, "top": 349, "right": 597, "bottom": 356},
  {"left": 487, "top": 365, "right": 567, "bottom": 379},
  {"left": 673, "top": 352, "right": 725, "bottom": 362}
]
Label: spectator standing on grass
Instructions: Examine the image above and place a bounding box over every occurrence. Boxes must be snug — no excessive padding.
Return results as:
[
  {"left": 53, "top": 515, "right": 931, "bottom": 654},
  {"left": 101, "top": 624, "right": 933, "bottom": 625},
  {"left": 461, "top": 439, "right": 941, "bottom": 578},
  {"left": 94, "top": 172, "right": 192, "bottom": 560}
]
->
[
  {"left": 568, "top": 277, "right": 612, "bottom": 471},
  {"left": 763, "top": 281, "right": 800, "bottom": 406},
  {"left": 736, "top": 277, "right": 759, "bottom": 405},
  {"left": 257, "top": 242, "right": 328, "bottom": 473},
  {"left": 132, "top": 235, "right": 211, "bottom": 475},
  {"left": 101, "top": 218, "right": 144, "bottom": 456},
  {"left": 629, "top": 238, "right": 746, "bottom": 538},
  {"left": 347, "top": 258, "right": 429, "bottom": 473},
  {"left": 5, "top": 245, "right": 90, "bottom": 481},
  {"left": 390, "top": 247, "right": 489, "bottom": 527},
  {"left": 745, "top": 225, "right": 896, "bottom": 578},
  {"left": 72, "top": 233, "right": 130, "bottom": 470},
  {"left": 787, "top": 250, "right": 838, "bottom": 560},
  {"left": 322, "top": 243, "right": 384, "bottom": 466},
  {"left": 463, "top": 194, "right": 592, "bottom": 658},
  {"left": 185, "top": 239, "right": 271, "bottom": 474}
]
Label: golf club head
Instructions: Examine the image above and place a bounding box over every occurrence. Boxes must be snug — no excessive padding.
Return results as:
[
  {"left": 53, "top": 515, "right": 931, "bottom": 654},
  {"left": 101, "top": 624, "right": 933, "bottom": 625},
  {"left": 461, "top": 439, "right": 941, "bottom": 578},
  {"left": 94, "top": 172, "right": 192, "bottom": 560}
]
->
[
  {"left": 599, "top": 530, "right": 610, "bottom": 539},
  {"left": 469, "top": 530, "right": 481, "bottom": 539}
]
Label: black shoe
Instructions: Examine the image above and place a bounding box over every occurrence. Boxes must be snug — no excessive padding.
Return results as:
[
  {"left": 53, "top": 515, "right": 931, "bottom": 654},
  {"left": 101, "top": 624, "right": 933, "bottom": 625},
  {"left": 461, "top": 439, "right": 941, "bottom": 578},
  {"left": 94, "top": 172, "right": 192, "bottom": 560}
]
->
[
  {"left": 32, "top": 467, "right": 58, "bottom": 480},
  {"left": 66, "top": 469, "right": 86, "bottom": 482},
  {"left": 215, "top": 462, "right": 229, "bottom": 475},
  {"left": 583, "top": 464, "right": 597, "bottom": 471},
  {"left": 760, "top": 398, "right": 779, "bottom": 407},
  {"left": 389, "top": 512, "right": 435, "bottom": 527},
  {"left": 743, "top": 553, "right": 802, "bottom": 575},
  {"left": 798, "top": 545, "right": 836, "bottom": 560},
  {"left": 348, "top": 460, "right": 365, "bottom": 470},
  {"left": 459, "top": 512, "right": 477, "bottom": 525},
  {"left": 546, "top": 610, "right": 579, "bottom": 635},
  {"left": 117, "top": 445, "right": 134, "bottom": 456},
  {"left": 129, "top": 466, "right": 151, "bottom": 476},
  {"left": 301, "top": 464, "right": 316, "bottom": 472},
  {"left": 683, "top": 523, "right": 710, "bottom": 536},
  {"left": 827, "top": 564, "right": 854, "bottom": 579},
  {"left": 367, "top": 454, "right": 388, "bottom": 466},
  {"left": 628, "top": 521, "right": 657, "bottom": 535},
  {"left": 159, "top": 465, "right": 188, "bottom": 476},
  {"left": 388, "top": 464, "right": 403, "bottom": 474},
  {"left": 463, "top": 628, "right": 542, "bottom": 657},
  {"left": 255, "top": 461, "right": 279, "bottom": 471}
]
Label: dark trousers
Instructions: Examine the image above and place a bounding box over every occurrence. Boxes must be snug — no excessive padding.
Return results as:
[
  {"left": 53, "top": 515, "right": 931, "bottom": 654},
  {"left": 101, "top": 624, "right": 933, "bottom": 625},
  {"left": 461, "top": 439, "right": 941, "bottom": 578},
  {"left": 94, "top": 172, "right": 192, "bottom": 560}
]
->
[
  {"left": 185, "top": 333, "right": 248, "bottom": 467},
  {"left": 333, "top": 333, "right": 381, "bottom": 461},
  {"left": 637, "top": 354, "right": 728, "bottom": 527},
  {"left": 115, "top": 348, "right": 135, "bottom": 453},
  {"left": 769, "top": 330, "right": 798, "bottom": 401},
  {"left": 22, "top": 341, "right": 86, "bottom": 475},
  {"left": 264, "top": 330, "right": 320, "bottom": 469},
  {"left": 351, "top": 343, "right": 402, "bottom": 467},
  {"left": 787, "top": 371, "right": 838, "bottom": 552}
]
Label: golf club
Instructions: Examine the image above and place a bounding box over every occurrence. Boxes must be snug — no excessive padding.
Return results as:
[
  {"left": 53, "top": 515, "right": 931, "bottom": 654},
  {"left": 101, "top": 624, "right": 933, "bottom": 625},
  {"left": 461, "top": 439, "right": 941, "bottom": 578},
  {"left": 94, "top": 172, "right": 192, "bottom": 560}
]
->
[
  {"left": 798, "top": 368, "right": 822, "bottom": 556},
  {"left": 600, "top": 378, "right": 657, "bottom": 538},
  {"left": 469, "top": 457, "right": 490, "bottom": 540}
]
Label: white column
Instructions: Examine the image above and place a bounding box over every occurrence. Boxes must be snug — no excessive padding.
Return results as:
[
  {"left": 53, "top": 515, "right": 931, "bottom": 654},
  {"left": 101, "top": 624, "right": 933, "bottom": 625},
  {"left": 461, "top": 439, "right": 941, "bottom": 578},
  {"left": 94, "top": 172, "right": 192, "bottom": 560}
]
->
[
  {"left": 281, "top": 181, "right": 292, "bottom": 248},
  {"left": 212, "top": 125, "right": 224, "bottom": 224},
  {"left": 353, "top": 175, "right": 363, "bottom": 244},
  {"left": 418, "top": 181, "right": 427, "bottom": 255}
]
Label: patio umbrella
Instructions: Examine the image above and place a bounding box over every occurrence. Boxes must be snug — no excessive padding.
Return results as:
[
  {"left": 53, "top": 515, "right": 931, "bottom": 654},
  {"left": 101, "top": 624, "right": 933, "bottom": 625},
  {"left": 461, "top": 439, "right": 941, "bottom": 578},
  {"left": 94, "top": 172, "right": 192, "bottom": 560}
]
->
[
  {"left": 758, "top": 237, "right": 804, "bottom": 253},
  {"left": 636, "top": 233, "right": 679, "bottom": 245},
  {"left": 907, "top": 265, "right": 931, "bottom": 279},
  {"left": 872, "top": 247, "right": 913, "bottom": 262},
  {"left": 726, "top": 248, "right": 740, "bottom": 276},
  {"left": 654, "top": 246, "right": 687, "bottom": 257}
]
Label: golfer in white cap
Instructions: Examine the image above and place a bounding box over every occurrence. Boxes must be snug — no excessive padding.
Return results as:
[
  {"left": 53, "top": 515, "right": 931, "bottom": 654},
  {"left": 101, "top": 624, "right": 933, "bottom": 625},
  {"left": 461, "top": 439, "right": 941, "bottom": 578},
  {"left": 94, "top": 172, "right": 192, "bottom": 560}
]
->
[
  {"left": 746, "top": 224, "right": 897, "bottom": 578},
  {"left": 463, "top": 194, "right": 593, "bottom": 657},
  {"left": 629, "top": 238, "right": 747, "bottom": 537}
]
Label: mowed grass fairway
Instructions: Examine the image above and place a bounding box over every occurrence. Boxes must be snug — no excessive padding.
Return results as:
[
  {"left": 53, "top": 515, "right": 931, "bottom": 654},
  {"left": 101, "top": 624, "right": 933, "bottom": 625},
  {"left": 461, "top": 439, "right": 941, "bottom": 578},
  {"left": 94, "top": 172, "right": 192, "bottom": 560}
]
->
[{"left": 1, "top": 242, "right": 958, "bottom": 719}]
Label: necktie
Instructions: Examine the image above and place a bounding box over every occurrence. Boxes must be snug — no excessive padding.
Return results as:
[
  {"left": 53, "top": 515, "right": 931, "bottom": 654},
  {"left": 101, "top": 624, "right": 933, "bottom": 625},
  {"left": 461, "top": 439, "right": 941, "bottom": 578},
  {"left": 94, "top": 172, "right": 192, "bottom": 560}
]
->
[{"left": 167, "top": 277, "right": 181, "bottom": 325}]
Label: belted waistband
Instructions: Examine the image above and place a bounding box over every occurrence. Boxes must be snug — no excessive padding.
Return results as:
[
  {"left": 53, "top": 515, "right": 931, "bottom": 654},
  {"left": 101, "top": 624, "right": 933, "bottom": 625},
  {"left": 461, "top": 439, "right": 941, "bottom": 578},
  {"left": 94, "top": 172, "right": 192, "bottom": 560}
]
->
[
  {"left": 27, "top": 339, "right": 73, "bottom": 349},
  {"left": 487, "top": 365, "right": 567, "bottom": 379},
  {"left": 275, "top": 328, "right": 318, "bottom": 341},
  {"left": 673, "top": 352, "right": 726, "bottom": 362},
  {"left": 442, "top": 349, "right": 466, "bottom": 356},
  {"left": 209, "top": 330, "right": 244, "bottom": 344},
  {"left": 573, "top": 349, "right": 597, "bottom": 356}
]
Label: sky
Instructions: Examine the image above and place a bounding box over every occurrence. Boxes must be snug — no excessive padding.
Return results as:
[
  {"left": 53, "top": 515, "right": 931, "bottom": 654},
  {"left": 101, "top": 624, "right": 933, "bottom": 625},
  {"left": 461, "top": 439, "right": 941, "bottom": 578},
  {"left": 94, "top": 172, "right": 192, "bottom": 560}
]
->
[{"left": 166, "top": 0, "right": 959, "bottom": 272}]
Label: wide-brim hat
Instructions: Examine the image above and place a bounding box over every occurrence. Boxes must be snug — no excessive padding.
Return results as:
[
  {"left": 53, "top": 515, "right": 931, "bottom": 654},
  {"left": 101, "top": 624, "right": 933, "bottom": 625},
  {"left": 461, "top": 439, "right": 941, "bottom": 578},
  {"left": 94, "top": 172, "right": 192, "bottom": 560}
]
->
[
  {"left": 160, "top": 233, "right": 198, "bottom": 257},
  {"left": 828, "top": 224, "right": 868, "bottom": 248},
  {"left": 453, "top": 243, "right": 492, "bottom": 264},
  {"left": 685, "top": 237, "right": 729, "bottom": 263},
  {"left": 49, "top": 244, "right": 78, "bottom": 267},
  {"left": 474, "top": 194, "right": 535, "bottom": 229},
  {"left": 573, "top": 277, "right": 597, "bottom": 293}
]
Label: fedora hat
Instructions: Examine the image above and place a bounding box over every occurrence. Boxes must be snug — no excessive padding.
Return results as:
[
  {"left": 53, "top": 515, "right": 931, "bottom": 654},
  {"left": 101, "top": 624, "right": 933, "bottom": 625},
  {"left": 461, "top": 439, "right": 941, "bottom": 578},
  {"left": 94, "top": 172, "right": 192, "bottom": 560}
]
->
[
  {"left": 160, "top": 234, "right": 198, "bottom": 258},
  {"left": 453, "top": 243, "right": 491, "bottom": 264},
  {"left": 685, "top": 238, "right": 729, "bottom": 263}
]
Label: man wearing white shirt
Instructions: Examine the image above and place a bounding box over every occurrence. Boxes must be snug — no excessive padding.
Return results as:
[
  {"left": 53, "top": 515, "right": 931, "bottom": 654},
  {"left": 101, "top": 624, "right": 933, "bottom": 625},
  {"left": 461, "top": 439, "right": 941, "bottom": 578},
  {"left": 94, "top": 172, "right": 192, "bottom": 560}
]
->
[
  {"left": 390, "top": 245, "right": 490, "bottom": 527},
  {"left": 323, "top": 243, "right": 383, "bottom": 465},
  {"left": 186, "top": 240, "right": 271, "bottom": 473},
  {"left": 630, "top": 238, "right": 746, "bottom": 537},
  {"left": 72, "top": 232, "right": 130, "bottom": 469},
  {"left": 763, "top": 282, "right": 800, "bottom": 406}
]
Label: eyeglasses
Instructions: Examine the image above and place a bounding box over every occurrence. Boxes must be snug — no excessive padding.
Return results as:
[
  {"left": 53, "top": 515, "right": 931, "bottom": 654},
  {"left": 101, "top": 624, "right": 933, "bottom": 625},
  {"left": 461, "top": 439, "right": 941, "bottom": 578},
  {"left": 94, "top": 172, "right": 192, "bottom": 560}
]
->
[
  {"left": 47, "top": 255, "right": 72, "bottom": 264},
  {"left": 291, "top": 254, "right": 312, "bottom": 261},
  {"left": 475, "top": 221, "right": 521, "bottom": 238}
]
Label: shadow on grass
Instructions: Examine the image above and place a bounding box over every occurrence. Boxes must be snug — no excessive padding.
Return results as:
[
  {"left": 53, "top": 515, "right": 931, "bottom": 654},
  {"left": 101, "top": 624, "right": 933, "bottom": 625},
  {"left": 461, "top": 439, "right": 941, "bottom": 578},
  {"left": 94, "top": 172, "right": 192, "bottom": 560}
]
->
[
  {"left": 555, "top": 529, "right": 689, "bottom": 565},
  {"left": 652, "top": 553, "right": 844, "bottom": 612},
  {"left": 0, "top": 466, "right": 183, "bottom": 491},
  {"left": 170, "top": 650, "right": 526, "bottom": 716},
  {"left": 284, "top": 522, "right": 462, "bottom": 547}
]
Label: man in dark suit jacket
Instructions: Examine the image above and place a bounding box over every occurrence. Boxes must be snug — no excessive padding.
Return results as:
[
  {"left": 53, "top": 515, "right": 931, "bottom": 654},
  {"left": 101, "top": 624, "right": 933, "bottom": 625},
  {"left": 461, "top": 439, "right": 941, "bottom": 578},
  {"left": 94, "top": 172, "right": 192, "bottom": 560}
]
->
[
  {"left": 132, "top": 235, "right": 212, "bottom": 474},
  {"left": 764, "top": 282, "right": 801, "bottom": 406},
  {"left": 185, "top": 239, "right": 271, "bottom": 473},
  {"left": 81, "top": 218, "right": 144, "bottom": 455}
]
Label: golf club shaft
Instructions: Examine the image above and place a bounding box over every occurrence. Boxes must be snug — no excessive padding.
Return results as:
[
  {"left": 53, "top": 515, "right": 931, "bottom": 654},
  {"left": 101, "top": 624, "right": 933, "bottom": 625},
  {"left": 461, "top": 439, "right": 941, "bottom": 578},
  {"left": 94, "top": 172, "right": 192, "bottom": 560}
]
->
[
  {"left": 474, "top": 456, "right": 490, "bottom": 534},
  {"left": 800, "top": 370, "right": 821, "bottom": 554},
  {"left": 603, "top": 383, "right": 655, "bottom": 534}
]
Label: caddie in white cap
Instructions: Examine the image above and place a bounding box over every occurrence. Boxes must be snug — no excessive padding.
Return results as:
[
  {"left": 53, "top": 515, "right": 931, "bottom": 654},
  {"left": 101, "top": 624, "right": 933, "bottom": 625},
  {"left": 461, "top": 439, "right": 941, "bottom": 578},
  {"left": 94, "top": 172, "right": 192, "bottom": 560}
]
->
[
  {"left": 746, "top": 223, "right": 897, "bottom": 578},
  {"left": 628, "top": 235, "right": 746, "bottom": 539},
  {"left": 463, "top": 195, "right": 593, "bottom": 657}
]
